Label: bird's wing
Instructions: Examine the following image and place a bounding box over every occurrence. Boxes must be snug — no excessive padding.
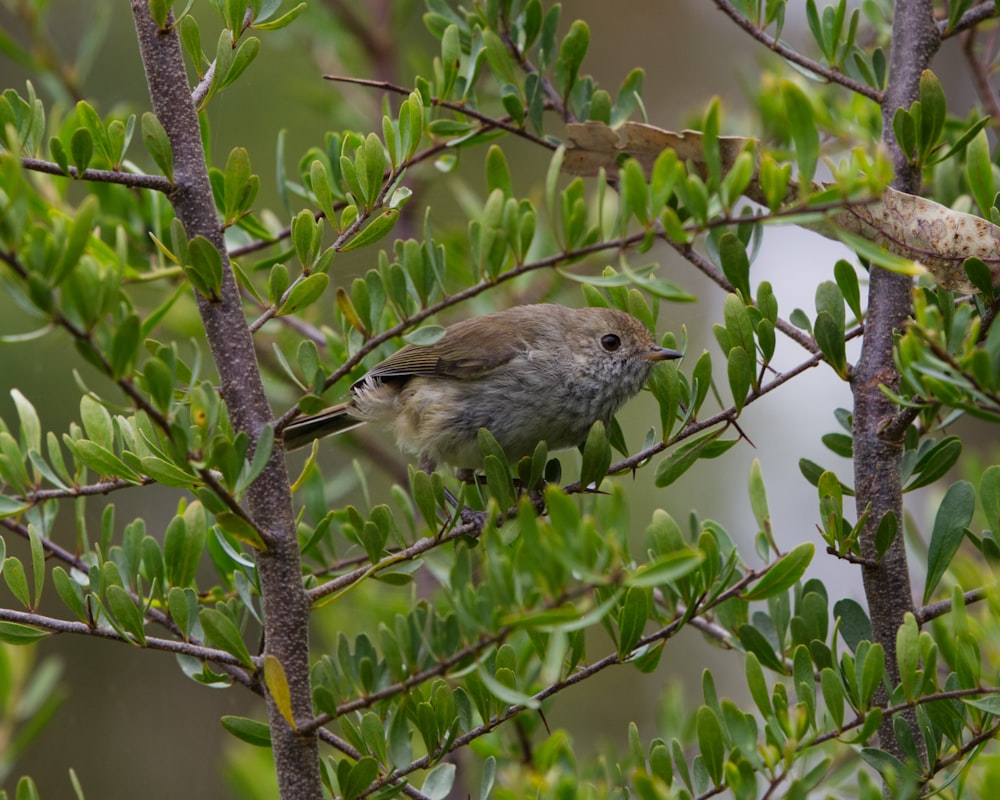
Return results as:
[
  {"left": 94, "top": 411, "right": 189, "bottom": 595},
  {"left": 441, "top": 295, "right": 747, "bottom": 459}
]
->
[{"left": 362, "top": 317, "right": 522, "bottom": 381}]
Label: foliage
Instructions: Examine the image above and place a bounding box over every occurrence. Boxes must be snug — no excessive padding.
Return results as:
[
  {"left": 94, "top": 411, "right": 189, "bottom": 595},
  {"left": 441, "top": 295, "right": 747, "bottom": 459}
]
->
[{"left": 1, "top": 1, "right": 999, "bottom": 799}]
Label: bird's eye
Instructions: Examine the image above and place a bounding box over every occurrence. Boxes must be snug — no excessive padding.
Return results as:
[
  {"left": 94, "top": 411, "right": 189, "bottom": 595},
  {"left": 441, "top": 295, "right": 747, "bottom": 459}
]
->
[{"left": 600, "top": 333, "right": 621, "bottom": 352}]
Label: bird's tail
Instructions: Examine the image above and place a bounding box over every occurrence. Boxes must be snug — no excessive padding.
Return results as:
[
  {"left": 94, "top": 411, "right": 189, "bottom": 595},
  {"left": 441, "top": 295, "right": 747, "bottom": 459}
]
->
[{"left": 281, "top": 402, "right": 364, "bottom": 450}]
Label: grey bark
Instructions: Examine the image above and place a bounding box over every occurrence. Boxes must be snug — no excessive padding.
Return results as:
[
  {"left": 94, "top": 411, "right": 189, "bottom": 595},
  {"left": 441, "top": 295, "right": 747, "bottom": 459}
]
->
[
  {"left": 130, "top": 4, "right": 321, "bottom": 798},
  {"left": 852, "top": 0, "right": 939, "bottom": 767}
]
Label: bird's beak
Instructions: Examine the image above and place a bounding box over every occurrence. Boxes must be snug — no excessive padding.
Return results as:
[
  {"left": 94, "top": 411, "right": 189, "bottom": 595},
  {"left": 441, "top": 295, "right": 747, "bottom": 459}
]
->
[{"left": 644, "top": 345, "right": 683, "bottom": 361}]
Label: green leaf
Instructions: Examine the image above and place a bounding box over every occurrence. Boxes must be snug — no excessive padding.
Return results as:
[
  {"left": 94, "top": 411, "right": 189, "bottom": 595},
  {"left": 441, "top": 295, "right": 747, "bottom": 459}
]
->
[
  {"left": 627, "top": 550, "right": 704, "bottom": 588},
  {"left": 617, "top": 586, "right": 650, "bottom": 659},
  {"left": 362, "top": 132, "right": 386, "bottom": 208},
  {"left": 718, "top": 232, "right": 751, "bottom": 300},
  {"left": 579, "top": 420, "right": 612, "bottom": 490},
  {"left": 26, "top": 526, "right": 43, "bottom": 608},
  {"left": 410, "top": 466, "right": 438, "bottom": 531},
  {"left": 742, "top": 543, "right": 814, "bottom": 600},
  {"left": 917, "top": 70, "right": 946, "bottom": 164},
  {"left": 555, "top": 20, "right": 590, "bottom": 95},
  {"left": 215, "top": 512, "right": 266, "bottom": 551},
  {"left": 54, "top": 195, "right": 99, "bottom": 285},
  {"left": 342, "top": 757, "right": 379, "bottom": 800},
  {"left": 485, "top": 145, "right": 513, "bottom": 197},
  {"left": 904, "top": 435, "right": 962, "bottom": 491},
  {"left": 724, "top": 292, "right": 755, "bottom": 354},
  {"left": 654, "top": 432, "right": 738, "bottom": 487},
  {"left": 105, "top": 585, "right": 147, "bottom": 645},
  {"left": 237, "top": 424, "right": 274, "bottom": 493},
  {"left": 252, "top": 2, "right": 307, "bottom": 30},
  {"left": 11, "top": 389, "right": 41, "bottom": 454},
  {"left": 0, "top": 621, "right": 50, "bottom": 645},
  {"left": 279, "top": 273, "right": 329, "bottom": 315},
  {"left": 860, "top": 746, "right": 918, "bottom": 785},
  {"left": 70, "top": 127, "right": 93, "bottom": 174},
  {"left": 859, "top": 642, "right": 885, "bottom": 710},
  {"left": 402, "top": 324, "right": 446, "bottom": 346},
  {"left": 963, "top": 695, "right": 1000, "bottom": 715},
  {"left": 3, "top": 556, "right": 31, "bottom": 608},
  {"left": 814, "top": 311, "right": 848, "bottom": 378},
  {"left": 186, "top": 235, "right": 224, "bottom": 299},
  {"left": 737, "top": 623, "right": 783, "bottom": 672},
  {"left": 341, "top": 209, "right": 399, "bottom": 252},
  {"left": 966, "top": 129, "right": 995, "bottom": 218},
  {"left": 221, "top": 36, "right": 260, "bottom": 89},
  {"left": 834, "top": 260, "right": 863, "bottom": 321},
  {"left": 745, "top": 652, "right": 772, "bottom": 715},
  {"left": 167, "top": 586, "right": 199, "bottom": 639},
  {"left": 833, "top": 598, "right": 871, "bottom": 652},
  {"left": 874, "top": 511, "right": 898, "bottom": 560},
  {"left": 221, "top": 715, "right": 272, "bottom": 747},
  {"left": 109, "top": 314, "right": 140, "bottom": 379},
  {"left": 422, "top": 763, "right": 456, "bottom": 800},
  {"left": 782, "top": 81, "right": 819, "bottom": 186},
  {"left": 964, "top": 257, "right": 995, "bottom": 301},
  {"left": 53, "top": 566, "right": 89, "bottom": 622},
  {"left": 896, "top": 613, "right": 920, "bottom": 703},
  {"left": 200, "top": 608, "right": 254, "bottom": 667},
  {"left": 923, "top": 481, "right": 975, "bottom": 603},
  {"left": 291, "top": 209, "right": 319, "bottom": 267},
  {"left": 892, "top": 108, "right": 916, "bottom": 163},
  {"left": 140, "top": 456, "right": 199, "bottom": 488},
  {"left": 696, "top": 706, "right": 725, "bottom": 786},
  {"left": 748, "top": 458, "right": 770, "bottom": 536},
  {"left": 164, "top": 508, "right": 206, "bottom": 587},
  {"left": 836, "top": 229, "right": 928, "bottom": 278},
  {"left": 475, "top": 664, "right": 540, "bottom": 709},
  {"left": 820, "top": 667, "right": 845, "bottom": 729},
  {"left": 621, "top": 158, "right": 649, "bottom": 226},
  {"left": 141, "top": 111, "right": 173, "bottom": 181},
  {"left": 222, "top": 146, "right": 257, "bottom": 222},
  {"left": 48, "top": 134, "right": 70, "bottom": 174},
  {"left": 727, "top": 346, "right": 753, "bottom": 412}
]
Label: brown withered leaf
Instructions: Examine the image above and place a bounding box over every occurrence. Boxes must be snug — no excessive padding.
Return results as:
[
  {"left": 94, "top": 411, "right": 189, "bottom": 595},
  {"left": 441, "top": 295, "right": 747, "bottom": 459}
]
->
[{"left": 563, "top": 120, "right": 1000, "bottom": 293}]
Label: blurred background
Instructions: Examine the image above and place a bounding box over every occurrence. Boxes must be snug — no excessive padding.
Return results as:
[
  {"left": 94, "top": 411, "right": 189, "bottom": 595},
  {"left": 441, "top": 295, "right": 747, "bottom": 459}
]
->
[{"left": 0, "top": 1, "right": 991, "bottom": 797}]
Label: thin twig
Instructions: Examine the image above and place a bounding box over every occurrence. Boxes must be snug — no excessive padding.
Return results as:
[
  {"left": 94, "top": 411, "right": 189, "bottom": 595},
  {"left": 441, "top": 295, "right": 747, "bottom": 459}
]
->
[
  {"left": 191, "top": 58, "right": 216, "bottom": 109},
  {"left": 20, "top": 158, "right": 175, "bottom": 192},
  {"left": 939, "top": 2, "right": 998, "bottom": 38},
  {"left": 323, "top": 74, "right": 556, "bottom": 149},
  {"left": 712, "top": 0, "right": 884, "bottom": 102},
  {"left": 917, "top": 585, "right": 993, "bottom": 624},
  {"left": 14, "top": 476, "right": 154, "bottom": 503},
  {"left": 0, "top": 607, "right": 256, "bottom": 669},
  {"left": 675, "top": 241, "right": 823, "bottom": 355},
  {"left": 961, "top": 28, "right": 1000, "bottom": 125}
]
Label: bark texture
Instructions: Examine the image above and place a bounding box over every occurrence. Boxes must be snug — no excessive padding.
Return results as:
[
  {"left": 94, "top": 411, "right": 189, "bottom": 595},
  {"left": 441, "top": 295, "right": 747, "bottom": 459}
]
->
[
  {"left": 130, "top": 4, "right": 321, "bottom": 798},
  {"left": 852, "top": 0, "right": 939, "bottom": 765}
]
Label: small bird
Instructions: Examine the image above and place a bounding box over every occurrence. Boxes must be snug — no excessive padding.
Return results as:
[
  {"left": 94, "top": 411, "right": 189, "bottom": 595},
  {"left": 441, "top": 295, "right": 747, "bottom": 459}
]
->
[{"left": 282, "top": 303, "right": 681, "bottom": 475}]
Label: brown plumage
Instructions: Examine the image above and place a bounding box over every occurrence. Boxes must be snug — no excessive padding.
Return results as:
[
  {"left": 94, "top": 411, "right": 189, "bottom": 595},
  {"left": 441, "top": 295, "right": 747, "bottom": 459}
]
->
[{"left": 282, "top": 304, "right": 681, "bottom": 472}]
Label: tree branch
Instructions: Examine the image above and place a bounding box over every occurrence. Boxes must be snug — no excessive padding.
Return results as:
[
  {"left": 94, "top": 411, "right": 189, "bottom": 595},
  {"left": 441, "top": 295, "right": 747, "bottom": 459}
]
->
[
  {"left": 712, "top": 0, "right": 883, "bottom": 102},
  {"left": 20, "top": 157, "right": 175, "bottom": 191},
  {"left": 939, "top": 2, "right": 999, "bottom": 38},
  {"left": 12, "top": 476, "right": 154, "bottom": 503},
  {"left": 916, "top": 585, "right": 993, "bottom": 624},
  {"left": 324, "top": 74, "right": 556, "bottom": 150},
  {"left": 0, "top": 608, "right": 255, "bottom": 670},
  {"left": 852, "top": 0, "right": 940, "bottom": 767},
  {"left": 129, "top": 4, "right": 321, "bottom": 798}
]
